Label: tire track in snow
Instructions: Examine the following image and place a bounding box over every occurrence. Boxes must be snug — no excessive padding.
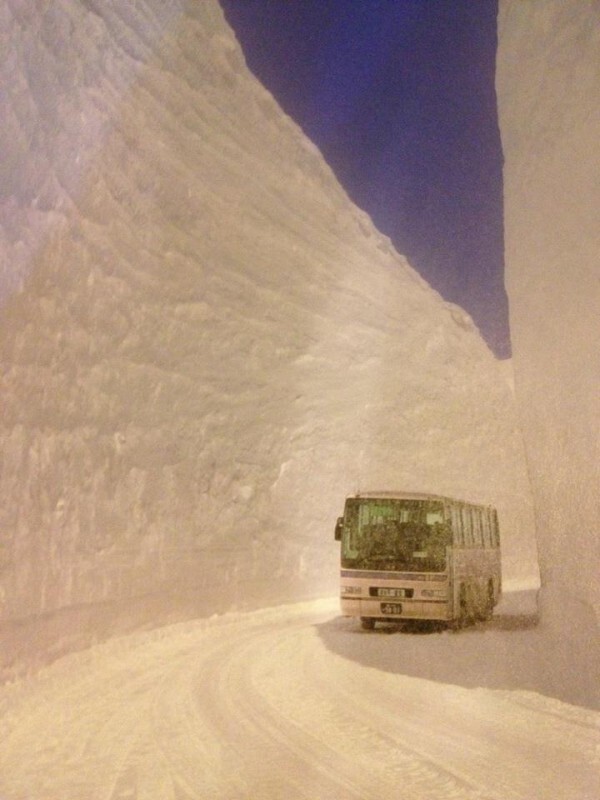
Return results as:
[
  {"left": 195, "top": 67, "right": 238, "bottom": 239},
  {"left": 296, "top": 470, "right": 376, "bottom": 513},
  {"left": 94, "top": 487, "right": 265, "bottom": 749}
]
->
[
  {"left": 0, "top": 601, "right": 598, "bottom": 799},
  {"left": 200, "top": 620, "right": 374, "bottom": 799},
  {"left": 230, "top": 620, "right": 506, "bottom": 800}
]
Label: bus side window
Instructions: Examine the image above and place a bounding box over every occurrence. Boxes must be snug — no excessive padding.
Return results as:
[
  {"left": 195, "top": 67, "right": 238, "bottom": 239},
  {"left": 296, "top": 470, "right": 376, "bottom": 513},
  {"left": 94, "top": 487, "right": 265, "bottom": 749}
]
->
[
  {"left": 481, "top": 509, "right": 489, "bottom": 547},
  {"left": 473, "top": 508, "right": 483, "bottom": 547},
  {"left": 462, "top": 507, "right": 472, "bottom": 546},
  {"left": 451, "top": 506, "right": 463, "bottom": 546},
  {"left": 482, "top": 509, "right": 492, "bottom": 548},
  {"left": 492, "top": 509, "right": 500, "bottom": 547}
]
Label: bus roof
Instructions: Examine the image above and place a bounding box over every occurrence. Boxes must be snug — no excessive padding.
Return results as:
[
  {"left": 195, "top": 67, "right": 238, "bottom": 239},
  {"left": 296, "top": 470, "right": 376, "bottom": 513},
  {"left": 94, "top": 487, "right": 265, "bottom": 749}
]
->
[{"left": 348, "top": 491, "right": 494, "bottom": 509}]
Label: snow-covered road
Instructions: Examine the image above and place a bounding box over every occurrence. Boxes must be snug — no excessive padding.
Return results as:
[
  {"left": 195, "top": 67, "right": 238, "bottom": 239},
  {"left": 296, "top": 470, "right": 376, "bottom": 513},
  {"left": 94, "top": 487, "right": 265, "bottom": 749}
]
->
[{"left": 0, "top": 599, "right": 598, "bottom": 799}]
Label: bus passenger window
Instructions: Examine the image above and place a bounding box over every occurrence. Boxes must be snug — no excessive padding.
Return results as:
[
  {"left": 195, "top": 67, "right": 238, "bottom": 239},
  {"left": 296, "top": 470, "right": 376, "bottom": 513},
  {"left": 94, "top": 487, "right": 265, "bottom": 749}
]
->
[
  {"left": 492, "top": 510, "right": 500, "bottom": 546},
  {"left": 451, "top": 506, "right": 463, "bottom": 546},
  {"left": 482, "top": 509, "right": 492, "bottom": 547},
  {"left": 473, "top": 509, "right": 483, "bottom": 546},
  {"left": 462, "top": 507, "right": 472, "bottom": 545}
]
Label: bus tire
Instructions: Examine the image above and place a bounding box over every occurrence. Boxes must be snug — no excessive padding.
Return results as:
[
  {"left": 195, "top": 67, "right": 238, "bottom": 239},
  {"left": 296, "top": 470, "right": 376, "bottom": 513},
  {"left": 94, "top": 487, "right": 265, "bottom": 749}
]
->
[
  {"left": 361, "top": 617, "right": 376, "bottom": 631},
  {"left": 458, "top": 583, "right": 469, "bottom": 628},
  {"left": 450, "top": 584, "right": 467, "bottom": 630},
  {"left": 459, "top": 583, "right": 473, "bottom": 627},
  {"left": 483, "top": 579, "right": 495, "bottom": 620}
]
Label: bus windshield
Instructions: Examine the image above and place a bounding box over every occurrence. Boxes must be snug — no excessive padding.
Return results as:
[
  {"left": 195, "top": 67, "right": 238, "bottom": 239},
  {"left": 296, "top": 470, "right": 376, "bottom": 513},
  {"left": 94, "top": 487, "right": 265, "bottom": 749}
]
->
[{"left": 342, "top": 498, "right": 450, "bottom": 572}]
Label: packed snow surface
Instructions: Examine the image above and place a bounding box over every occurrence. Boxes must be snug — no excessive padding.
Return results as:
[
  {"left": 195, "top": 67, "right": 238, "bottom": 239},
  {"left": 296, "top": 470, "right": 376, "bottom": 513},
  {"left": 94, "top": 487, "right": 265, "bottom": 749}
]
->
[{"left": 0, "top": 599, "right": 598, "bottom": 800}]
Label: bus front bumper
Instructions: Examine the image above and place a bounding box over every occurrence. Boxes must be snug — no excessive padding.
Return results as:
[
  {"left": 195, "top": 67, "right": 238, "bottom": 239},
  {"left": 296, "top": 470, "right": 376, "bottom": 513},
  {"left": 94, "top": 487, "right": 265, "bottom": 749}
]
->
[{"left": 340, "top": 597, "right": 451, "bottom": 622}]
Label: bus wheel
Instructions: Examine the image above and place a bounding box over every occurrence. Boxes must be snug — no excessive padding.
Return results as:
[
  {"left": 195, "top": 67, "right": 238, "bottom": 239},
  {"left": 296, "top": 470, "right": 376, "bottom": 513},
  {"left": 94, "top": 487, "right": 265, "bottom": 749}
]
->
[
  {"left": 459, "top": 583, "right": 472, "bottom": 627},
  {"left": 483, "top": 580, "right": 495, "bottom": 620},
  {"left": 361, "top": 617, "right": 376, "bottom": 631},
  {"left": 450, "top": 585, "right": 467, "bottom": 630}
]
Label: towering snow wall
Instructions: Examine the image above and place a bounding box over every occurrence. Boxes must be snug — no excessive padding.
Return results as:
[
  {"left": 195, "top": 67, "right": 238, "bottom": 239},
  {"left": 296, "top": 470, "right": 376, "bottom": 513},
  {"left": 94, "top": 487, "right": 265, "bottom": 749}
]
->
[
  {"left": 497, "top": 3, "right": 599, "bottom": 649},
  {"left": 0, "top": 0, "right": 537, "bottom": 676}
]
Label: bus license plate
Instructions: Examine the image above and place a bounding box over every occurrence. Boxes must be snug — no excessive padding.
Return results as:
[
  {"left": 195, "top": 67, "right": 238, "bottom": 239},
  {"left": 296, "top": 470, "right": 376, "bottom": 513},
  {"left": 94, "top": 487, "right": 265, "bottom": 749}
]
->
[{"left": 381, "top": 602, "right": 403, "bottom": 615}]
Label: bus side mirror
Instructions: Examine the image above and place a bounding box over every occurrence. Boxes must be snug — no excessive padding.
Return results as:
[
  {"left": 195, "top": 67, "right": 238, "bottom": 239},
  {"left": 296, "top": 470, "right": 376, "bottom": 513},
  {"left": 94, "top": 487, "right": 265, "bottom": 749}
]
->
[{"left": 334, "top": 517, "right": 344, "bottom": 541}]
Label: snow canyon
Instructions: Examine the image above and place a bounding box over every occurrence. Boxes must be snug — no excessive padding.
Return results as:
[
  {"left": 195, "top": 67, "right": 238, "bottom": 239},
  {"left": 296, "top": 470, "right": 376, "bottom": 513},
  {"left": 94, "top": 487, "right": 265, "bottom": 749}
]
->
[{"left": 0, "top": 0, "right": 597, "bottom": 711}]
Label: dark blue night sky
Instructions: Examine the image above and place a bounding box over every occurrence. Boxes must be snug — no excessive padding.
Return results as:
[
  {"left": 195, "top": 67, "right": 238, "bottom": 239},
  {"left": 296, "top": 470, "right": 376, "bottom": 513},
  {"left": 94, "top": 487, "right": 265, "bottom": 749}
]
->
[{"left": 221, "top": 0, "right": 509, "bottom": 358}]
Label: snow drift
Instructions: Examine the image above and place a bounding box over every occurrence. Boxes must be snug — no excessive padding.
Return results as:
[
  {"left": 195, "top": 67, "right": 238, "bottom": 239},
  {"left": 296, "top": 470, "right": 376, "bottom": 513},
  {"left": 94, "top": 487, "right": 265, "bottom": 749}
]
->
[
  {"left": 497, "top": 0, "right": 600, "bottom": 688},
  {"left": 0, "top": 0, "right": 537, "bottom": 677}
]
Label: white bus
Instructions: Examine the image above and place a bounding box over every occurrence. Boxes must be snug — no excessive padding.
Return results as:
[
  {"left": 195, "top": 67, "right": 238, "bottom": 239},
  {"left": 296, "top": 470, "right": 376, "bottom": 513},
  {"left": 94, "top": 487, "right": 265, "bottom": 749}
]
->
[{"left": 334, "top": 491, "right": 501, "bottom": 630}]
